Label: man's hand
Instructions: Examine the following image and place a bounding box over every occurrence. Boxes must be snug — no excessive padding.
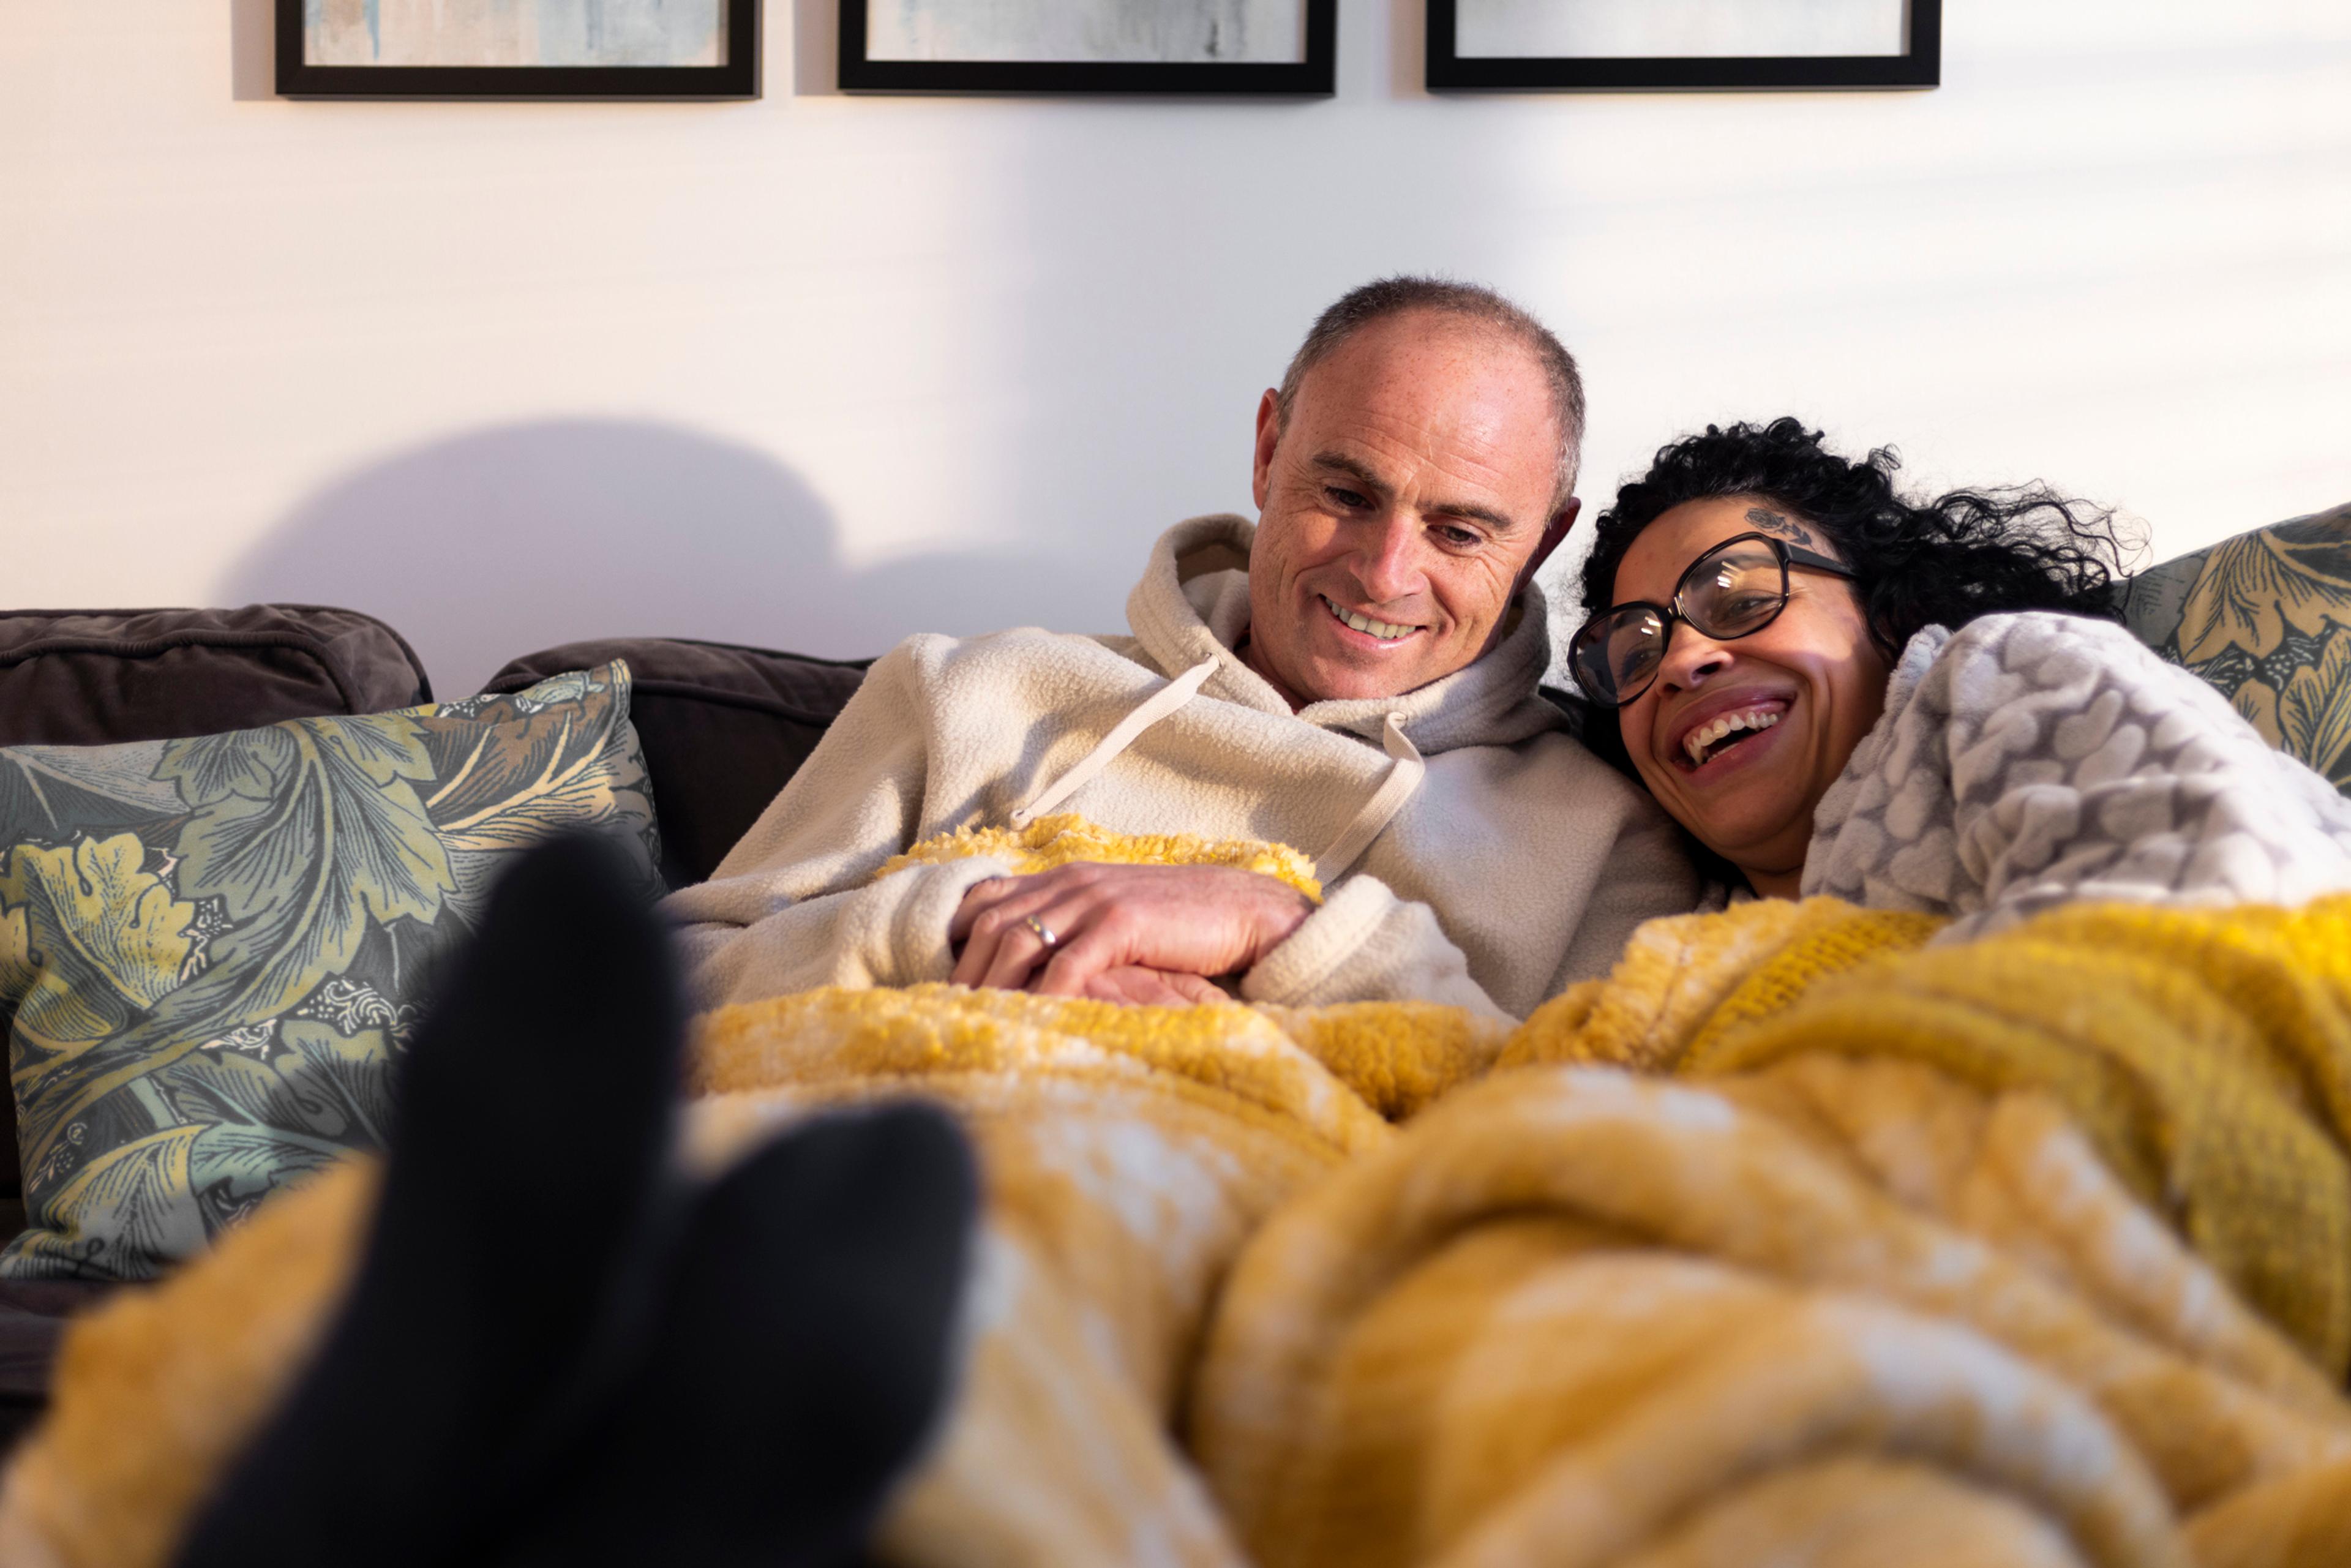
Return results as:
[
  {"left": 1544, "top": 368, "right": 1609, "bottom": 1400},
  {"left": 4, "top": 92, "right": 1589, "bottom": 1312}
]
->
[
  {"left": 949, "top": 863, "right": 1314, "bottom": 999},
  {"left": 1080, "top": 966, "right": 1234, "bottom": 1007}
]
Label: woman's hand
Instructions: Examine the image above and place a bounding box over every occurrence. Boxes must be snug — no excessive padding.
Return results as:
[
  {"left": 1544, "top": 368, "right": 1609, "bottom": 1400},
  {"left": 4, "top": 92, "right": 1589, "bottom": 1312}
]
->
[{"left": 949, "top": 863, "right": 1314, "bottom": 999}]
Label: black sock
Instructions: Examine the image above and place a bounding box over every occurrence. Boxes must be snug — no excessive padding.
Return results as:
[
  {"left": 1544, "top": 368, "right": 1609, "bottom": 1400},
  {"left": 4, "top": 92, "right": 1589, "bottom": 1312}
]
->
[
  {"left": 176, "top": 832, "right": 689, "bottom": 1568},
  {"left": 496, "top": 1100, "right": 979, "bottom": 1568}
]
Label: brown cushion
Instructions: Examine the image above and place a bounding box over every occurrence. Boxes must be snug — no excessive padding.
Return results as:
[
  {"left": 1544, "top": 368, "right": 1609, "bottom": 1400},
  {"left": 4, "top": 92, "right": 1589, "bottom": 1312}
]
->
[
  {"left": 486, "top": 638, "right": 872, "bottom": 890},
  {"left": 0, "top": 605, "right": 432, "bottom": 748}
]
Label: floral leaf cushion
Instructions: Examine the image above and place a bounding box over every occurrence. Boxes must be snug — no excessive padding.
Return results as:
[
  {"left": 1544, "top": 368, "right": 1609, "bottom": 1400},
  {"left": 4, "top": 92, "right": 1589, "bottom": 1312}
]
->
[
  {"left": 0, "top": 662, "right": 661, "bottom": 1281},
  {"left": 2118, "top": 503, "right": 2351, "bottom": 795}
]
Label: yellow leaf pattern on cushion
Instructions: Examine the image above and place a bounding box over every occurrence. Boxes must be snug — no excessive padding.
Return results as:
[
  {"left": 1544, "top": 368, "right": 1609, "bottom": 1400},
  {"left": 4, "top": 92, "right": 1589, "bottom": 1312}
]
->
[
  {"left": 2233, "top": 681, "right": 2284, "bottom": 754},
  {"left": 0, "top": 903, "right": 34, "bottom": 1013},
  {"left": 2180, "top": 526, "right": 2351, "bottom": 666},
  {"left": 14, "top": 1124, "right": 209, "bottom": 1277},
  {"left": 0, "top": 837, "right": 196, "bottom": 1056},
  {"left": 2281, "top": 626, "right": 2351, "bottom": 789}
]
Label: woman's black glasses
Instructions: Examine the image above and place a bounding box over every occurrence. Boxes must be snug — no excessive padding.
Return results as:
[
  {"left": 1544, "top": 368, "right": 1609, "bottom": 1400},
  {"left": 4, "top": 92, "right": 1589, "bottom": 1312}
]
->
[{"left": 1569, "top": 531, "right": 1857, "bottom": 708}]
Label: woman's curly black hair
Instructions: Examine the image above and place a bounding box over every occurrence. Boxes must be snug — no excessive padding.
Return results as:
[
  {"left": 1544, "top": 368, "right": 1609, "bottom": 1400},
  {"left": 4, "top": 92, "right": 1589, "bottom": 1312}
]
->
[{"left": 1579, "top": 418, "right": 2139, "bottom": 656}]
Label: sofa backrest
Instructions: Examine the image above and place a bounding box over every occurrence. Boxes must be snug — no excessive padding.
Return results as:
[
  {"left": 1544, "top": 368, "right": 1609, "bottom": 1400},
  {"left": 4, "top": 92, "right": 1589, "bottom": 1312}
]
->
[
  {"left": 0, "top": 605, "right": 432, "bottom": 747},
  {"left": 484, "top": 637, "right": 872, "bottom": 891}
]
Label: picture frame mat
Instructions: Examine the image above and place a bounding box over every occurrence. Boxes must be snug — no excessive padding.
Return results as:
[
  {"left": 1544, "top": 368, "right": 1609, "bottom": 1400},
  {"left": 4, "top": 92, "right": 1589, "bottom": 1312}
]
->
[
  {"left": 275, "top": 0, "right": 760, "bottom": 99},
  {"left": 864, "top": 0, "right": 1310, "bottom": 67},
  {"left": 839, "top": 0, "right": 1337, "bottom": 94},
  {"left": 1428, "top": 0, "right": 1939, "bottom": 91},
  {"left": 1453, "top": 0, "right": 1911, "bottom": 61}
]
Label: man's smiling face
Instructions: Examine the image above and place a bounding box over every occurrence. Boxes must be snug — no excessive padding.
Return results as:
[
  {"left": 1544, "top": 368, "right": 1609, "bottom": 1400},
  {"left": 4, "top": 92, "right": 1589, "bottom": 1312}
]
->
[{"left": 1242, "top": 310, "right": 1575, "bottom": 708}]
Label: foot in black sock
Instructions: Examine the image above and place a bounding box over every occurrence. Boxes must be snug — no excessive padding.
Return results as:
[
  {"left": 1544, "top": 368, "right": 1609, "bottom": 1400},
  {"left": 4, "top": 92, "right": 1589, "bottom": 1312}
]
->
[
  {"left": 498, "top": 1101, "right": 980, "bottom": 1568},
  {"left": 176, "top": 832, "right": 688, "bottom": 1568}
]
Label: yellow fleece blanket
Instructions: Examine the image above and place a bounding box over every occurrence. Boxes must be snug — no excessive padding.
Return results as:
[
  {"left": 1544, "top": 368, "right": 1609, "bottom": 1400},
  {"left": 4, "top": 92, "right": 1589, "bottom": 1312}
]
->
[
  {"left": 1509, "top": 896, "right": 2351, "bottom": 1374},
  {"left": 12, "top": 822, "right": 2351, "bottom": 1567}
]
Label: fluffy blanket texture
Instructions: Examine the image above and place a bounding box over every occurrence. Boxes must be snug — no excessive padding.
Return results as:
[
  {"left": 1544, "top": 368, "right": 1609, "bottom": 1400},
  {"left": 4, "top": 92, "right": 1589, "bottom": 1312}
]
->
[
  {"left": 10, "top": 824, "right": 2351, "bottom": 1567},
  {"left": 1802, "top": 611, "right": 2351, "bottom": 936}
]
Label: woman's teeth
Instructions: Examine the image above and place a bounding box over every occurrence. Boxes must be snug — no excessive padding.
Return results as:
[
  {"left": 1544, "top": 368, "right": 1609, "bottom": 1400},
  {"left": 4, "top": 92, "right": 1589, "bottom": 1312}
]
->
[
  {"left": 1684, "top": 708, "right": 1780, "bottom": 767},
  {"left": 1323, "top": 596, "right": 1418, "bottom": 640}
]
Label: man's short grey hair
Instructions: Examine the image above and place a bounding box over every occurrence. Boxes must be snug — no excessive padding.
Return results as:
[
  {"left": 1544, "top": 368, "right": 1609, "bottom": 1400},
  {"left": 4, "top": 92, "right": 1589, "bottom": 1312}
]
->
[{"left": 1273, "top": 276, "right": 1588, "bottom": 509}]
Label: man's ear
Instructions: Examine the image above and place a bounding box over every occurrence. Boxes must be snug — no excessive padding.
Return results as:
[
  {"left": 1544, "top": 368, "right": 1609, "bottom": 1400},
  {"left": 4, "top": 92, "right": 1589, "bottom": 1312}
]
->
[
  {"left": 1251, "top": 389, "right": 1282, "bottom": 512},
  {"left": 1517, "top": 497, "right": 1581, "bottom": 590}
]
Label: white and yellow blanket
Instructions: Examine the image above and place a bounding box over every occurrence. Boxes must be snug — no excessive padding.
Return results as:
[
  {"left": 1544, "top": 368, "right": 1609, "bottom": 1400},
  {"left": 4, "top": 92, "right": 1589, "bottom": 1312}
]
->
[{"left": 12, "top": 822, "right": 2351, "bottom": 1567}]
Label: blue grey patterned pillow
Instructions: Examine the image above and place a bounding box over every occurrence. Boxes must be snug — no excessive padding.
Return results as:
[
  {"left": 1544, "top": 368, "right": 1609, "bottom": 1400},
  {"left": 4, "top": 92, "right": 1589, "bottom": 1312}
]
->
[{"left": 0, "top": 662, "right": 661, "bottom": 1281}]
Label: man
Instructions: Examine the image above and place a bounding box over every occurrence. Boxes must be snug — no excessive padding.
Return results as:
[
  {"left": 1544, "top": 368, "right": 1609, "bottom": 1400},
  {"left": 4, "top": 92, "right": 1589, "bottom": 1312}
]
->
[{"left": 668, "top": 277, "right": 1698, "bottom": 1020}]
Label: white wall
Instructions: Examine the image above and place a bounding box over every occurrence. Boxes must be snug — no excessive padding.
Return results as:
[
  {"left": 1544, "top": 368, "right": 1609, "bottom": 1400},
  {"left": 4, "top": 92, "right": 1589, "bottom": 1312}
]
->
[{"left": 4, "top": 1, "right": 2347, "bottom": 696}]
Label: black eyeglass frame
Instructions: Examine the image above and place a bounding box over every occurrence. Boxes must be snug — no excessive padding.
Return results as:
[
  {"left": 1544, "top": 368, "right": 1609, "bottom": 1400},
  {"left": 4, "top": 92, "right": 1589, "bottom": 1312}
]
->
[{"left": 1570, "top": 531, "right": 1858, "bottom": 708}]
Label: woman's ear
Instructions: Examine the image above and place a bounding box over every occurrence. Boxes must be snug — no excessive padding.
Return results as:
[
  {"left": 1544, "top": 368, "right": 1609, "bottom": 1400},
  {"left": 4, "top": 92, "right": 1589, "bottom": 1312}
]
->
[{"left": 1864, "top": 601, "right": 1903, "bottom": 662}]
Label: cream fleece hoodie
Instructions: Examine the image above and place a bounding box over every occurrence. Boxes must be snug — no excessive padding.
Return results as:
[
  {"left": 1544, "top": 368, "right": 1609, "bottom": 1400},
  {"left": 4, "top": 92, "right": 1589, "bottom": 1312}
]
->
[{"left": 665, "top": 516, "right": 1700, "bottom": 1021}]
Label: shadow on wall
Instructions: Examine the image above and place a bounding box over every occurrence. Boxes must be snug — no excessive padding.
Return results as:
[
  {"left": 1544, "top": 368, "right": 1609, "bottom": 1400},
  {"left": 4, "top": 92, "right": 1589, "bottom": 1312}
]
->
[
  {"left": 222, "top": 420, "right": 1085, "bottom": 697},
  {"left": 229, "top": 0, "right": 272, "bottom": 101}
]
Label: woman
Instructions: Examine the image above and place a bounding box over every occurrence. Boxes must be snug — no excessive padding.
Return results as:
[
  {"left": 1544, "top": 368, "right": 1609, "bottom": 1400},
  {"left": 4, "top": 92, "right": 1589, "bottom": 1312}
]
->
[{"left": 1572, "top": 418, "right": 2351, "bottom": 935}]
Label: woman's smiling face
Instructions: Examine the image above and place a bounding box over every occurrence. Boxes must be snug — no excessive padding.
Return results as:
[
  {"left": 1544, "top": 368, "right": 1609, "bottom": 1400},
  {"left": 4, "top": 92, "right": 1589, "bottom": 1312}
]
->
[{"left": 1609, "top": 495, "right": 1892, "bottom": 895}]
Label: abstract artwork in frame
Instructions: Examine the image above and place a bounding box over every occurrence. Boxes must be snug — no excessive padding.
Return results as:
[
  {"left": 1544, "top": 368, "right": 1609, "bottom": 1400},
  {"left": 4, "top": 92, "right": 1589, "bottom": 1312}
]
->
[
  {"left": 1428, "top": 0, "right": 1940, "bottom": 91},
  {"left": 277, "top": 1, "right": 760, "bottom": 99},
  {"left": 841, "top": 0, "right": 1337, "bottom": 94}
]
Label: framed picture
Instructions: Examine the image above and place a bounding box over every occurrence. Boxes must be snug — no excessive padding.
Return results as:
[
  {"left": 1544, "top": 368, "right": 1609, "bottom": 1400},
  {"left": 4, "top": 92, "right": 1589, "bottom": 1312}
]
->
[
  {"left": 276, "top": 0, "right": 760, "bottom": 99},
  {"left": 839, "top": 0, "right": 1337, "bottom": 94},
  {"left": 1428, "top": 0, "right": 1940, "bottom": 91}
]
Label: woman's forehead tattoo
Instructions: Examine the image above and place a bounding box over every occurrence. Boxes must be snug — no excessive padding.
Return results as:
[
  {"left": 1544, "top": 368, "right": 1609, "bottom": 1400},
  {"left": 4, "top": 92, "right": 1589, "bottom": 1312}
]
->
[{"left": 1744, "top": 505, "right": 1818, "bottom": 549}]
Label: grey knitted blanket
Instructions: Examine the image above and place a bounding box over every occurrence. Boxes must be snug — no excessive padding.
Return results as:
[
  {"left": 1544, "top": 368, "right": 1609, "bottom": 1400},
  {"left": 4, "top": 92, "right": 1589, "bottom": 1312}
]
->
[{"left": 1802, "top": 610, "right": 2351, "bottom": 939}]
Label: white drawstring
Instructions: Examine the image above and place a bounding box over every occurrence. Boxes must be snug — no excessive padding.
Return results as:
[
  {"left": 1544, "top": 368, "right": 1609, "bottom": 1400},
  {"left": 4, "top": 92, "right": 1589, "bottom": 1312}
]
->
[
  {"left": 1010, "top": 659, "right": 1220, "bottom": 828},
  {"left": 1313, "top": 713, "right": 1425, "bottom": 886}
]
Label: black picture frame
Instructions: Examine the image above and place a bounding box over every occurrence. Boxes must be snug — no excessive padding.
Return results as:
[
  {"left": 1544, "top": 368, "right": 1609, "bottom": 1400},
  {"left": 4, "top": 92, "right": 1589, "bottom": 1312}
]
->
[
  {"left": 838, "top": 0, "right": 1336, "bottom": 94},
  {"left": 275, "top": 0, "right": 760, "bottom": 99},
  {"left": 1427, "top": 0, "right": 1939, "bottom": 91}
]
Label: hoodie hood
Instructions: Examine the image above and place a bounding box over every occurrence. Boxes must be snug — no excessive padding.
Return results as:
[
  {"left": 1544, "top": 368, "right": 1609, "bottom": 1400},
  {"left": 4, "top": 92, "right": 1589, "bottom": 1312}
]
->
[{"left": 1123, "top": 515, "right": 1567, "bottom": 754}]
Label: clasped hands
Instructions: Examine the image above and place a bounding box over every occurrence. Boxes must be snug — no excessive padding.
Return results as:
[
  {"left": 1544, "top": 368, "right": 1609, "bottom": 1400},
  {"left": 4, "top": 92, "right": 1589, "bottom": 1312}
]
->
[{"left": 948, "top": 863, "right": 1315, "bottom": 1007}]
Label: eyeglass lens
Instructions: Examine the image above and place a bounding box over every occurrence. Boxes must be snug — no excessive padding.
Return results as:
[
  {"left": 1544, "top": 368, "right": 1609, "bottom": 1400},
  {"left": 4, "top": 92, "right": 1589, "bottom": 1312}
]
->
[
  {"left": 1578, "top": 542, "right": 1789, "bottom": 704},
  {"left": 1686, "top": 544, "right": 1790, "bottom": 638}
]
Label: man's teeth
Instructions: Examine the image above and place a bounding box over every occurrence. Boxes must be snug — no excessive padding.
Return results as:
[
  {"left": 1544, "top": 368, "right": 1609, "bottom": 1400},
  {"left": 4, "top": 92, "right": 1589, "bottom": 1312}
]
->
[
  {"left": 1684, "top": 708, "right": 1780, "bottom": 767},
  {"left": 1324, "top": 597, "right": 1419, "bottom": 641}
]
